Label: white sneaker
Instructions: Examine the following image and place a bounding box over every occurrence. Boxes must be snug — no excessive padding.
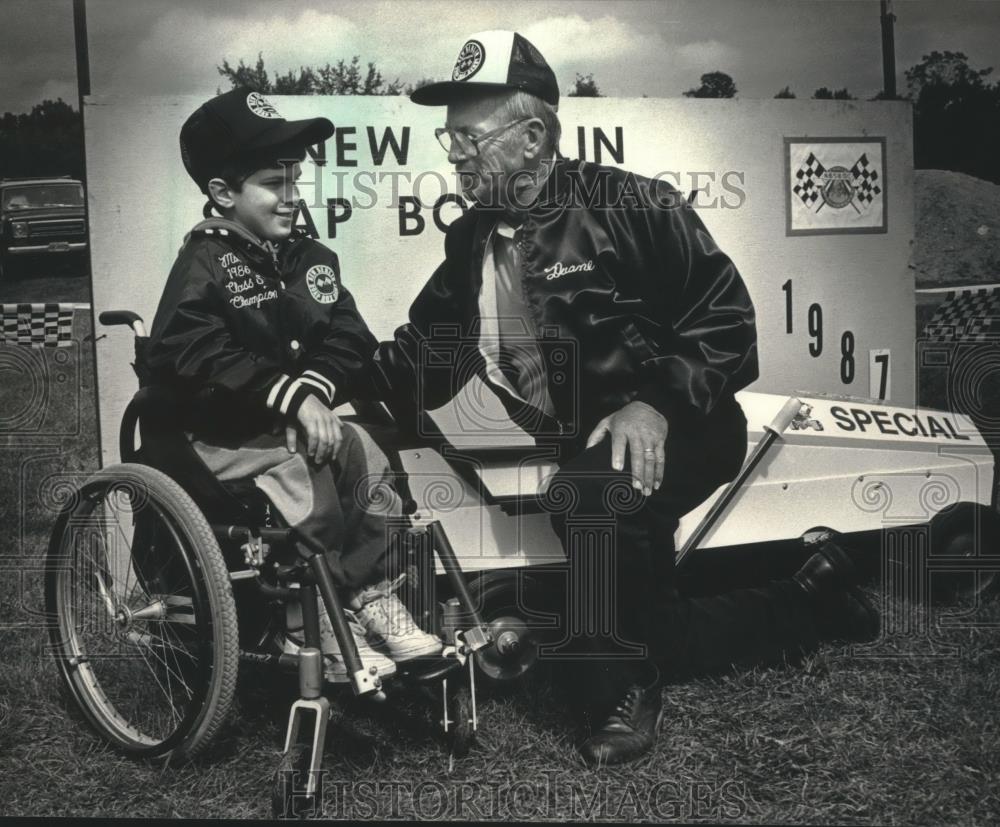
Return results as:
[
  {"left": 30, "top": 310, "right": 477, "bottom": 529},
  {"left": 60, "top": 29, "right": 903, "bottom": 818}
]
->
[
  {"left": 353, "top": 575, "right": 444, "bottom": 662},
  {"left": 284, "top": 600, "right": 396, "bottom": 682}
]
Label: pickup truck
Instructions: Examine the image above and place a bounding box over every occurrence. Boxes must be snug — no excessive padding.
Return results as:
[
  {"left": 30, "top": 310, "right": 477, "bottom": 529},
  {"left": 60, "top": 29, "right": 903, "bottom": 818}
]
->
[{"left": 1, "top": 177, "right": 89, "bottom": 280}]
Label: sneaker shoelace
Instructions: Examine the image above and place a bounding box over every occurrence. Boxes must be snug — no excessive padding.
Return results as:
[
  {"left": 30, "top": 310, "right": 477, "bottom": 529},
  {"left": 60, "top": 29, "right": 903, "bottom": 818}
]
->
[
  {"left": 360, "top": 573, "right": 408, "bottom": 602},
  {"left": 287, "top": 609, "right": 371, "bottom": 651},
  {"left": 359, "top": 574, "right": 408, "bottom": 634},
  {"left": 343, "top": 609, "right": 371, "bottom": 640}
]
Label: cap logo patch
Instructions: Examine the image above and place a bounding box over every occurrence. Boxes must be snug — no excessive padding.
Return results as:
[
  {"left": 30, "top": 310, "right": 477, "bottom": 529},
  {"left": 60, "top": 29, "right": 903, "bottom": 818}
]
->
[
  {"left": 306, "top": 264, "right": 339, "bottom": 304},
  {"left": 247, "top": 91, "right": 282, "bottom": 120},
  {"left": 452, "top": 40, "right": 485, "bottom": 81}
]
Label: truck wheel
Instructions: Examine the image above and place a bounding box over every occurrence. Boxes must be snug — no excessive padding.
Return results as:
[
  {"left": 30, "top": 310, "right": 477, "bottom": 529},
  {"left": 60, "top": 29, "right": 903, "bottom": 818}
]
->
[
  {"left": 928, "top": 502, "right": 1000, "bottom": 604},
  {"left": 463, "top": 571, "right": 546, "bottom": 692}
]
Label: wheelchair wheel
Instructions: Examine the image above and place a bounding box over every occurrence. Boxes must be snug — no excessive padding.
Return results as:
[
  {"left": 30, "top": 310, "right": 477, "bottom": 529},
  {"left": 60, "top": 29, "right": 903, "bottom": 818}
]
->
[
  {"left": 45, "top": 463, "right": 239, "bottom": 764},
  {"left": 446, "top": 684, "right": 475, "bottom": 759}
]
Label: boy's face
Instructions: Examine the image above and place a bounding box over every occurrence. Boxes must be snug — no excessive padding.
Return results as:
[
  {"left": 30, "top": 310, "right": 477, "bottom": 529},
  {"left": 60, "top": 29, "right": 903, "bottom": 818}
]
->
[{"left": 216, "top": 162, "right": 301, "bottom": 242}]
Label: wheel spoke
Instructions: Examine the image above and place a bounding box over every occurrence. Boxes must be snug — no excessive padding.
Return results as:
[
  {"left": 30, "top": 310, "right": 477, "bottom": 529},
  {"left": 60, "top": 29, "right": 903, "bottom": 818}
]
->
[
  {"left": 138, "top": 620, "right": 199, "bottom": 695},
  {"left": 91, "top": 568, "right": 118, "bottom": 620},
  {"left": 48, "top": 466, "right": 238, "bottom": 760},
  {"left": 130, "top": 635, "right": 192, "bottom": 721}
]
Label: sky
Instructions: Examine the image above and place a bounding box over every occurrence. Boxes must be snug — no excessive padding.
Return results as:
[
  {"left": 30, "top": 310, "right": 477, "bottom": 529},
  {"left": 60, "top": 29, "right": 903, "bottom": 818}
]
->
[{"left": 1, "top": 0, "right": 999, "bottom": 114}]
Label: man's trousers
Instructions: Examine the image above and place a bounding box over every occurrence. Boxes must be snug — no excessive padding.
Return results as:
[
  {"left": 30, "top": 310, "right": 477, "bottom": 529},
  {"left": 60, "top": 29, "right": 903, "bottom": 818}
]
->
[{"left": 544, "top": 402, "right": 823, "bottom": 713}]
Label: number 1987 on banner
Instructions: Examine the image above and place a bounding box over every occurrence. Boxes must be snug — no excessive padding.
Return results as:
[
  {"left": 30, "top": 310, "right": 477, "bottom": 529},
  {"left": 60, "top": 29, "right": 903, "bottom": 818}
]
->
[{"left": 782, "top": 279, "right": 891, "bottom": 401}]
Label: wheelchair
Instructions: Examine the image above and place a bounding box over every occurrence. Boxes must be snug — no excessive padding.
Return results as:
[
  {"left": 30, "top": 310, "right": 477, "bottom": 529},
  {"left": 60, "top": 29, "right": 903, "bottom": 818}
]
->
[{"left": 44, "top": 310, "right": 499, "bottom": 816}]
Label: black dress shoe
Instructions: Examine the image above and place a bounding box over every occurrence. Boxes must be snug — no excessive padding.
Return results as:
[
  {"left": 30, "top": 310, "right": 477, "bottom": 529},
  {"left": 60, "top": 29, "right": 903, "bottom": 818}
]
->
[
  {"left": 814, "top": 586, "right": 880, "bottom": 643},
  {"left": 793, "top": 534, "right": 859, "bottom": 597},
  {"left": 578, "top": 679, "right": 663, "bottom": 766},
  {"left": 792, "top": 534, "right": 879, "bottom": 642}
]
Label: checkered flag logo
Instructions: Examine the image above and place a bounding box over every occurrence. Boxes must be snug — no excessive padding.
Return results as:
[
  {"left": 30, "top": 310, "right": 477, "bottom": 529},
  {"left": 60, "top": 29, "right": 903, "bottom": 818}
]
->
[
  {"left": 793, "top": 152, "right": 826, "bottom": 206},
  {"left": 0, "top": 303, "right": 74, "bottom": 348},
  {"left": 923, "top": 288, "right": 1000, "bottom": 342},
  {"left": 851, "top": 153, "right": 882, "bottom": 205}
]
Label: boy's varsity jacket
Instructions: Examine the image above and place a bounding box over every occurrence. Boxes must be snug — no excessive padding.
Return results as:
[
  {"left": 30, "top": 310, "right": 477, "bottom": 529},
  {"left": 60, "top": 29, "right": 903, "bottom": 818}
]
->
[{"left": 146, "top": 218, "right": 377, "bottom": 442}]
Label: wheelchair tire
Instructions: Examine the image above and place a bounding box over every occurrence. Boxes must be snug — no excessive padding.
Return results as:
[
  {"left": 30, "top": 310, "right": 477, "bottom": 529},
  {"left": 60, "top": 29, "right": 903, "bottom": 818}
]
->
[
  {"left": 45, "top": 463, "right": 239, "bottom": 764},
  {"left": 446, "top": 684, "right": 475, "bottom": 759}
]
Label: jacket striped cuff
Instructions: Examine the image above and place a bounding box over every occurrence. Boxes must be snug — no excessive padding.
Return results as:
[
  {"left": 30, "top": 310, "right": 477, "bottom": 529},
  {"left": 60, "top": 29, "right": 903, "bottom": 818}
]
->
[
  {"left": 265, "top": 373, "right": 333, "bottom": 419},
  {"left": 298, "top": 369, "right": 336, "bottom": 406}
]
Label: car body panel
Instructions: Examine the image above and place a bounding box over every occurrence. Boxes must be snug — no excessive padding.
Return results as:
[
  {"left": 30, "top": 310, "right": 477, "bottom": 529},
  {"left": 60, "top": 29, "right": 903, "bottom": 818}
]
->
[{"left": 399, "top": 390, "right": 996, "bottom": 572}]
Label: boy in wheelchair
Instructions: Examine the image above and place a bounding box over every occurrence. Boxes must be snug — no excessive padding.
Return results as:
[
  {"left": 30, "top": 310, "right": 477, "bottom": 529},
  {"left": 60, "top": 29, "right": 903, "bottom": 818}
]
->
[{"left": 144, "top": 87, "right": 441, "bottom": 682}]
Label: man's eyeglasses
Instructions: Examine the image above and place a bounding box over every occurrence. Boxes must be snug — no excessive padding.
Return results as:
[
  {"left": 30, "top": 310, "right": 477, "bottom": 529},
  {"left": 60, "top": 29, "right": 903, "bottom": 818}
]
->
[{"left": 434, "top": 117, "right": 531, "bottom": 157}]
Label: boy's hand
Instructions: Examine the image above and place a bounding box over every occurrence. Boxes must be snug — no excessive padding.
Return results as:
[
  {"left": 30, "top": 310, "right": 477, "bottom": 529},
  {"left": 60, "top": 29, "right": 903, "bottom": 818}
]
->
[{"left": 287, "top": 395, "right": 343, "bottom": 463}]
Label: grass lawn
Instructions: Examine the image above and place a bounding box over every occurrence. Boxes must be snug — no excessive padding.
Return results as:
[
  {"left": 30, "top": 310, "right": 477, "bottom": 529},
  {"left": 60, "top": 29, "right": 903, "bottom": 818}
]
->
[
  {"left": 0, "top": 267, "right": 91, "bottom": 305},
  {"left": 1, "top": 306, "right": 999, "bottom": 822}
]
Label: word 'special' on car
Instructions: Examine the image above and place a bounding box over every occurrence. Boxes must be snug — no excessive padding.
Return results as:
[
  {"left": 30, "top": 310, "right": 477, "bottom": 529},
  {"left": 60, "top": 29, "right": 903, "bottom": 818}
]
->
[{"left": 0, "top": 176, "right": 89, "bottom": 281}]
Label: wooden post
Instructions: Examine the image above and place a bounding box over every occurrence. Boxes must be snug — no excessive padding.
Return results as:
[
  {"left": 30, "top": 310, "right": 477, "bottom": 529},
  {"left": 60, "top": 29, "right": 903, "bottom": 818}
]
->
[{"left": 880, "top": 0, "right": 897, "bottom": 98}]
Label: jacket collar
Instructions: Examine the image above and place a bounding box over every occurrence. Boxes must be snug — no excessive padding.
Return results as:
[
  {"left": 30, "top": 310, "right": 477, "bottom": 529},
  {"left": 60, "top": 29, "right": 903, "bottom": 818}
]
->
[
  {"left": 186, "top": 217, "right": 270, "bottom": 251},
  {"left": 536, "top": 154, "right": 577, "bottom": 209},
  {"left": 185, "top": 217, "right": 308, "bottom": 264}
]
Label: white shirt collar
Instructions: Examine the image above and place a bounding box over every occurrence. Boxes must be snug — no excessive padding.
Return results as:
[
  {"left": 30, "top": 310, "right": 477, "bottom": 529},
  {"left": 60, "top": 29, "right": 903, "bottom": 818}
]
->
[{"left": 495, "top": 221, "right": 517, "bottom": 239}]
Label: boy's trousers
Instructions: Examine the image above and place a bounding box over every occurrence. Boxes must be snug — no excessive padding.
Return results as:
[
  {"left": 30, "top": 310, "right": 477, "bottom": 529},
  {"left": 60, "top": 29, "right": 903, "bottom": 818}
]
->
[{"left": 191, "top": 422, "right": 401, "bottom": 590}]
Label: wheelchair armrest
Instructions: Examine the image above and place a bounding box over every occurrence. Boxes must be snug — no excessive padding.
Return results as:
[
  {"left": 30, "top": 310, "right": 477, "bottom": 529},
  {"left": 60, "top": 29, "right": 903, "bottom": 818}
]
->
[{"left": 120, "top": 384, "right": 186, "bottom": 462}]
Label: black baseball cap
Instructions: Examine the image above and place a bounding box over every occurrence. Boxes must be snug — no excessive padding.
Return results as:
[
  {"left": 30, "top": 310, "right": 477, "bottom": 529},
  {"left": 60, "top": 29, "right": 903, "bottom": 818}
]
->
[
  {"left": 411, "top": 30, "right": 559, "bottom": 107},
  {"left": 180, "top": 87, "right": 335, "bottom": 192}
]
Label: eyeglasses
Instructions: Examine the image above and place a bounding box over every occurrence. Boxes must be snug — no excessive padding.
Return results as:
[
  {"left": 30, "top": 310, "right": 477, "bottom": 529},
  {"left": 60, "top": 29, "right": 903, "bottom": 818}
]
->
[{"left": 434, "top": 118, "right": 531, "bottom": 157}]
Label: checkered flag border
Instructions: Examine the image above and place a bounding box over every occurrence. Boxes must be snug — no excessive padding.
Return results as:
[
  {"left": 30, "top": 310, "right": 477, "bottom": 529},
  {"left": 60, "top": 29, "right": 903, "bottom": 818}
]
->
[
  {"left": 792, "top": 152, "right": 826, "bottom": 207},
  {"left": 923, "top": 288, "right": 1000, "bottom": 343},
  {"left": 1, "top": 303, "right": 75, "bottom": 348},
  {"left": 851, "top": 153, "right": 882, "bottom": 206}
]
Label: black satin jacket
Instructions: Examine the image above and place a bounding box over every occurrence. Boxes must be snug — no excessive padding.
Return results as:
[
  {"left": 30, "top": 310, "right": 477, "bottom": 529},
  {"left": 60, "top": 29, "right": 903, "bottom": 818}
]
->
[
  {"left": 374, "top": 157, "right": 758, "bottom": 442},
  {"left": 146, "top": 218, "right": 377, "bottom": 441}
]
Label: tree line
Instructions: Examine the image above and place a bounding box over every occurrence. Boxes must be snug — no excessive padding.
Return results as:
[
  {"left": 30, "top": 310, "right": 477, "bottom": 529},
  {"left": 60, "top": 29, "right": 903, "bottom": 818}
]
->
[
  {"left": 2, "top": 50, "right": 998, "bottom": 185},
  {"left": 0, "top": 99, "right": 84, "bottom": 180}
]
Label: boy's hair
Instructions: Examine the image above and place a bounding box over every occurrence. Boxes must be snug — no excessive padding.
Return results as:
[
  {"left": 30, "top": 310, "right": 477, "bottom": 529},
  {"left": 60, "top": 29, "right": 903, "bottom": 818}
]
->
[{"left": 211, "top": 141, "right": 308, "bottom": 195}]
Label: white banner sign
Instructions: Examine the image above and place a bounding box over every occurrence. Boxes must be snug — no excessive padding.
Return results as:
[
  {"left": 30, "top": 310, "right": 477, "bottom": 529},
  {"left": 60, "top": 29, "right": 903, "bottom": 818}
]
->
[{"left": 85, "top": 96, "right": 915, "bottom": 464}]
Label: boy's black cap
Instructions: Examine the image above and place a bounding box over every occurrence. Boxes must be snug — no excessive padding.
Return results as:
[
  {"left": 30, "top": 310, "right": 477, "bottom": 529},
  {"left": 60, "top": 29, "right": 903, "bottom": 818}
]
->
[
  {"left": 180, "top": 87, "right": 334, "bottom": 192},
  {"left": 411, "top": 30, "right": 559, "bottom": 107}
]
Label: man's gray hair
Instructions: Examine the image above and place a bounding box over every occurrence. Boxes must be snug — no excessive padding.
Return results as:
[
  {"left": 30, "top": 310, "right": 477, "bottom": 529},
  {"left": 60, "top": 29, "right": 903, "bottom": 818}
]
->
[{"left": 498, "top": 90, "right": 561, "bottom": 154}]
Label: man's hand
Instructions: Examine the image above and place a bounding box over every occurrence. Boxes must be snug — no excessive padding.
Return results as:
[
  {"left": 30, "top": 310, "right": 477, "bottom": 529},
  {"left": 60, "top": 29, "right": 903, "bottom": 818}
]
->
[
  {"left": 585, "top": 401, "right": 668, "bottom": 496},
  {"left": 286, "top": 395, "right": 343, "bottom": 464}
]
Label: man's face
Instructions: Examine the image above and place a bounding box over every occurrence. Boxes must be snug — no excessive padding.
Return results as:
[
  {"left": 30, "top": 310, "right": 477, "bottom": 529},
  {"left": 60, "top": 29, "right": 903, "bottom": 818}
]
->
[
  {"left": 444, "top": 96, "right": 527, "bottom": 207},
  {"left": 226, "top": 162, "right": 301, "bottom": 242}
]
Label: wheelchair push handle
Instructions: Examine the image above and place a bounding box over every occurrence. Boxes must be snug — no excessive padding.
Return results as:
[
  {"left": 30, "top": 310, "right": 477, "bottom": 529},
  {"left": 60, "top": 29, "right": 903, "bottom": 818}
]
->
[{"left": 99, "top": 310, "right": 147, "bottom": 338}]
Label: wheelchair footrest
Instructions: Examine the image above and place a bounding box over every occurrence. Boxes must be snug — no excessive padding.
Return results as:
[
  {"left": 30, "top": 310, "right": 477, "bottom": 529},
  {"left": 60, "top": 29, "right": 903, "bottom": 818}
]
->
[{"left": 396, "top": 654, "right": 464, "bottom": 685}]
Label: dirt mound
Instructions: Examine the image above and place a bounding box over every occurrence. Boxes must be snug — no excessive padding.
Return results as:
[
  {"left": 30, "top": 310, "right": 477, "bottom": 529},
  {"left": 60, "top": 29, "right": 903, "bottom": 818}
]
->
[{"left": 913, "top": 170, "right": 1000, "bottom": 287}]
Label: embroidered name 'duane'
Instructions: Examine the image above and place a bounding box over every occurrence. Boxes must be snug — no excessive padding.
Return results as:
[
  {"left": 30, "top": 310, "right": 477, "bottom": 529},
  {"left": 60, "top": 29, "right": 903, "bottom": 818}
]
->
[{"left": 544, "top": 259, "right": 595, "bottom": 280}]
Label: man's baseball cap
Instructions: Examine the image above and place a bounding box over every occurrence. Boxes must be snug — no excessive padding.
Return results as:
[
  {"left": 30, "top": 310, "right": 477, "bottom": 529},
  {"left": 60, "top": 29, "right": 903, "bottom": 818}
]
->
[
  {"left": 411, "top": 31, "right": 559, "bottom": 107},
  {"left": 180, "top": 87, "right": 334, "bottom": 192}
]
